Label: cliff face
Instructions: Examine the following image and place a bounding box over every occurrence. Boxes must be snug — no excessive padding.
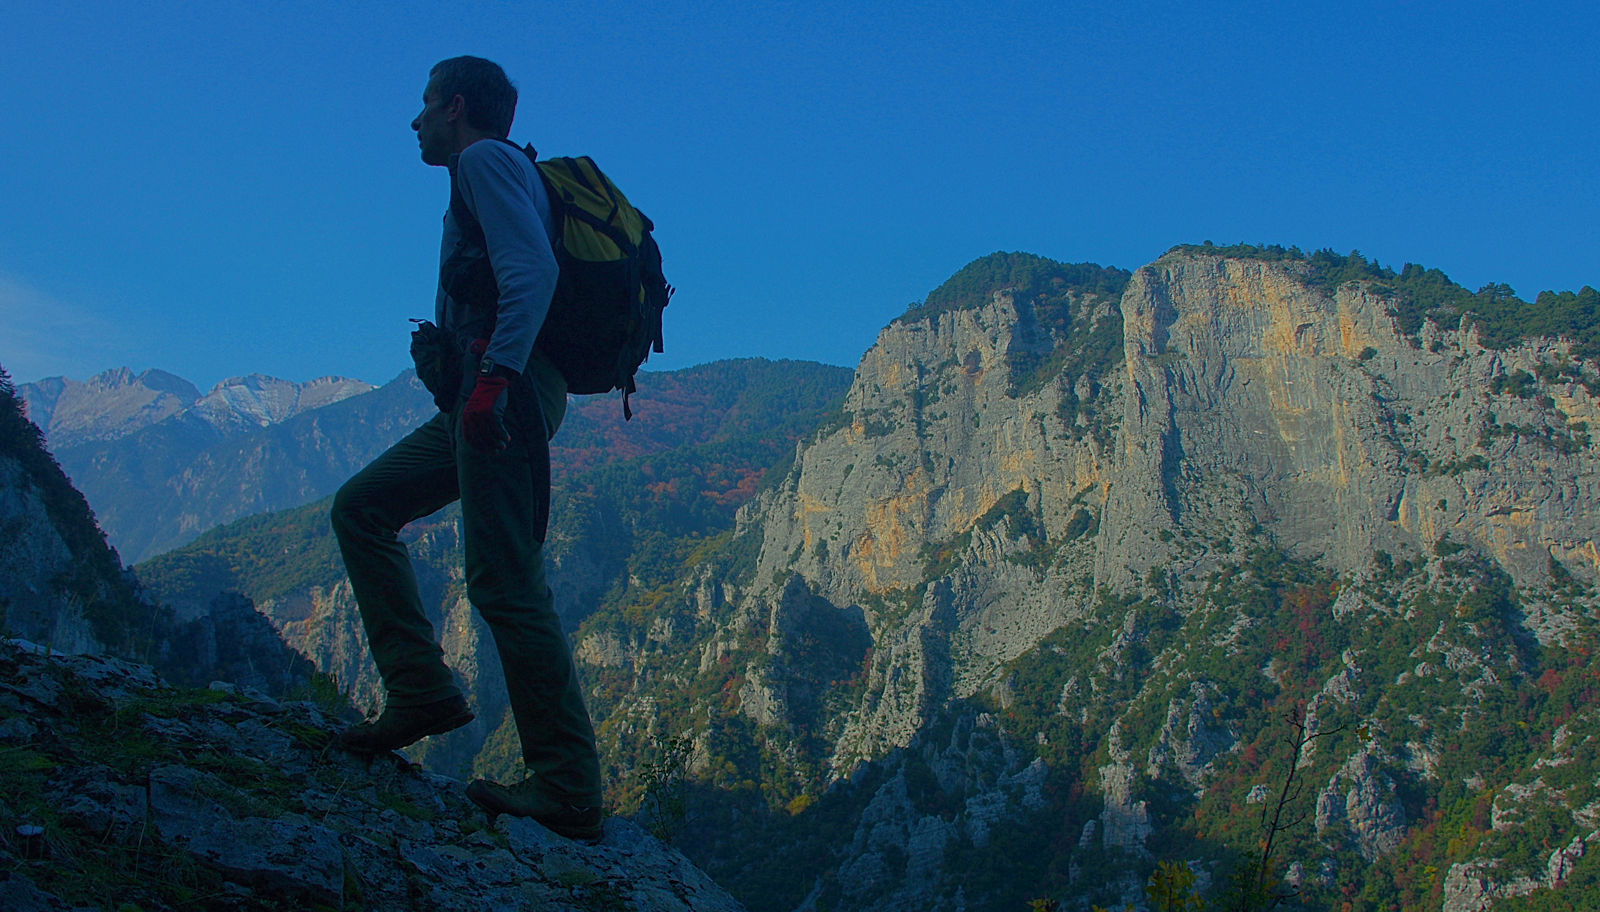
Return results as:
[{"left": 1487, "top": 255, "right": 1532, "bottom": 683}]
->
[
  {"left": 1111, "top": 255, "right": 1600, "bottom": 589},
  {"left": 578, "top": 251, "right": 1600, "bottom": 911},
  {"left": 725, "top": 252, "right": 1600, "bottom": 758}
]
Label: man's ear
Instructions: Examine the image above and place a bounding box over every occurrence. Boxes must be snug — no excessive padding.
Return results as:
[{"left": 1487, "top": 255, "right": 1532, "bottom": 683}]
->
[{"left": 444, "top": 94, "right": 466, "bottom": 123}]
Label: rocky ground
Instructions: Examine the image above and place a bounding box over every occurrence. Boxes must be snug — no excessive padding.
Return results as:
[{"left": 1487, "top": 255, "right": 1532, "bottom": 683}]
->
[{"left": 0, "top": 639, "right": 744, "bottom": 911}]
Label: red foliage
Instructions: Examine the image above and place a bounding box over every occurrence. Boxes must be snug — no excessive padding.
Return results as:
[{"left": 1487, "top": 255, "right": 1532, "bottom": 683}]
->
[{"left": 1535, "top": 668, "right": 1564, "bottom": 693}]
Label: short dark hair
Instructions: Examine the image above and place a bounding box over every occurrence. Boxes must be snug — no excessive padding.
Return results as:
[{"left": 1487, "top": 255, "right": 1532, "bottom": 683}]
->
[{"left": 428, "top": 56, "right": 518, "bottom": 137}]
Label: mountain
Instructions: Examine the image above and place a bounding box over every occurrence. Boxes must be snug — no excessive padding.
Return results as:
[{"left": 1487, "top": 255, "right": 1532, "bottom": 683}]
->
[
  {"left": 20, "top": 369, "right": 379, "bottom": 563},
  {"left": 20, "top": 368, "right": 373, "bottom": 451},
  {"left": 134, "top": 358, "right": 857, "bottom": 772},
  {"left": 20, "top": 367, "right": 199, "bottom": 448},
  {"left": 0, "top": 364, "right": 749, "bottom": 911},
  {"left": 80, "top": 249, "right": 1600, "bottom": 911},
  {"left": 602, "top": 248, "right": 1599, "bottom": 912}
]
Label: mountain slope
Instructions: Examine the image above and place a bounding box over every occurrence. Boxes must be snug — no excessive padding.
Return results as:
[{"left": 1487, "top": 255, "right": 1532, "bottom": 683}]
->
[
  {"left": 107, "top": 249, "right": 1600, "bottom": 911},
  {"left": 572, "top": 250, "right": 1600, "bottom": 911},
  {"left": 135, "top": 358, "right": 856, "bottom": 777},
  {"left": 0, "top": 639, "right": 745, "bottom": 911},
  {"left": 23, "top": 369, "right": 382, "bottom": 562},
  {"left": 0, "top": 365, "right": 153, "bottom": 655}
]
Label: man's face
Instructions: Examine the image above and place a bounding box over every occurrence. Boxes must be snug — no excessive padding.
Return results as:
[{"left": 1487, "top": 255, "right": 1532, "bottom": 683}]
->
[{"left": 412, "top": 79, "right": 454, "bottom": 166}]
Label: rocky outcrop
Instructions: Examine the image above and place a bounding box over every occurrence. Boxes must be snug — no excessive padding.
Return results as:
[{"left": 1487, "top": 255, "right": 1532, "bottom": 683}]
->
[
  {"left": 0, "top": 453, "right": 97, "bottom": 653},
  {"left": 0, "top": 640, "right": 744, "bottom": 911},
  {"left": 1442, "top": 835, "right": 1593, "bottom": 912},
  {"left": 1313, "top": 747, "right": 1409, "bottom": 861},
  {"left": 1144, "top": 681, "right": 1236, "bottom": 789}
]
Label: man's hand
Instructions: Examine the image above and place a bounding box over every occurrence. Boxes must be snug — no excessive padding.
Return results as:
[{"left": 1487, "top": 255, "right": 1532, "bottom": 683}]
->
[{"left": 462, "top": 374, "right": 512, "bottom": 452}]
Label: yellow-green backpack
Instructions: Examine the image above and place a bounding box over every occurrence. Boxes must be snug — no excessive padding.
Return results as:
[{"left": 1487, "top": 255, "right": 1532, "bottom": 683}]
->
[{"left": 451, "top": 140, "right": 672, "bottom": 419}]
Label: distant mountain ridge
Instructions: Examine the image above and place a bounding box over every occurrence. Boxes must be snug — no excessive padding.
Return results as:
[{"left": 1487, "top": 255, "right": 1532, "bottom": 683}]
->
[
  {"left": 121, "top": 357, "right": 855, "bottom": 827},
  {"left": 21, "top": 367, "right": 374, "bottom": 450},
  {"left": 29, "top": 370, "right": 418, "bottom": 563},
  {"left": 31, "top": 360, "right": 853, "bottom": 565},
  {"left": 19, "top": 367, "right": 381, "bottom": 563}
]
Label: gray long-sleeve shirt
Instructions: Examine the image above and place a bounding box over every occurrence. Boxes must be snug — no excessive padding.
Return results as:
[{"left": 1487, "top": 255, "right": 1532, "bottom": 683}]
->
[{"left": 437, "top": 139, "right": 558, "bottom": 376}]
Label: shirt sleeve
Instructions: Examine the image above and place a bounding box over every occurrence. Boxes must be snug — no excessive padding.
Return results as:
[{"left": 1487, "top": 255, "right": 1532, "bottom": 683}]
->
[{"left": 454, "top": 141, "right": 558, "bottom": 376}]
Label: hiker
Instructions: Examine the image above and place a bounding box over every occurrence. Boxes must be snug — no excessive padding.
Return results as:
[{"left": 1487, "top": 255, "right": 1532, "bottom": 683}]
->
[{"left": 330, "top": 55, "right": 603, "bottom": 843}]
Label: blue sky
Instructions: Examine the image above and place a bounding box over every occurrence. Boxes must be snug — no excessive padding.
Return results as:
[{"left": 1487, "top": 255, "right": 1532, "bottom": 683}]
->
[{"left": 3, "top": 0, "right": 1595, "bottom": 391}]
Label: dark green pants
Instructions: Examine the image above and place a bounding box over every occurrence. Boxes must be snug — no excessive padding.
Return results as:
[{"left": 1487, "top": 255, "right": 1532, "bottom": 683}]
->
[{"left": 330, "top": 360, "right": 600, "bottom": 804}]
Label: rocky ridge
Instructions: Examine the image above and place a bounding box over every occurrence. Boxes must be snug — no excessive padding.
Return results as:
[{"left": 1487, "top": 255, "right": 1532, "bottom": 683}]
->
[
  {"left": 0, "top": 638, "right": 744, "bottom": 912},
  {"left": 48, "top": 372, "right": 428, "bottom": 564},
  {"left": 20, "top": 368, "right": 373, "bottom": 451}
]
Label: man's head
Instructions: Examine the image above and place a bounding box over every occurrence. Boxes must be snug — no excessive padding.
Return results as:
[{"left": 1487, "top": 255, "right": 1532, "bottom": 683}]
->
[{"left": 412, "top": 56, "right": 518, "bottom": 166}]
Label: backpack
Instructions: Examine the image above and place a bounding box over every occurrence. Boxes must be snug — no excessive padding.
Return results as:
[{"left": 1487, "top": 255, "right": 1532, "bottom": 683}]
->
[{"left": 448, "top": 140, "right": 672, "bottom": 419}]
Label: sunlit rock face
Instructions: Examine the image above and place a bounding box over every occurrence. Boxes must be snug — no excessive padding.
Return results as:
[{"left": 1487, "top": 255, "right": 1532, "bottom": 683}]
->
[
  {"left": 575, "top": 250, "right": 1600, "bottom": 911},
  {"left": 721, "top": 249, "right": 1600, "bottom": 774}
]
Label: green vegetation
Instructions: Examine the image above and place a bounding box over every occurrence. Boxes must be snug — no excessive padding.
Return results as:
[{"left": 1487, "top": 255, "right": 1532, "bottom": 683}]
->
[
  {"left": 1177, "top": 243, "right": 1600, "bottom": 357},
  {"left": 980, "top": 537, "right": 1600, "bottom": 912},
  {"left": 638, "top": 733, "right": 694, "bottom": 841},
  {"left": 137, "top": 499, "right": 345, "bottom": 607},
  {"left": 897, "top": 252, "right": 1131, "bottom": 442},
  {"left": 903, "top": 252, "right": 1131, "bottom": 324}
]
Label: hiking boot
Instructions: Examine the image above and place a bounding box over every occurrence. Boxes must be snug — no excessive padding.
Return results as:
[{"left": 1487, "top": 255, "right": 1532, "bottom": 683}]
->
[
  {"left": 337, "top": 695, "right": 473, "bottom": 753},
  {"left": 466, "top": 777, "right": 604, "bottom": 843}
]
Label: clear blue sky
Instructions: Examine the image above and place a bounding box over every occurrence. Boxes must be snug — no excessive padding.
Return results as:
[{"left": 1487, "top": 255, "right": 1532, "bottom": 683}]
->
[{"left": 3, "top": 0, "right": 1595, "bottom": 391}]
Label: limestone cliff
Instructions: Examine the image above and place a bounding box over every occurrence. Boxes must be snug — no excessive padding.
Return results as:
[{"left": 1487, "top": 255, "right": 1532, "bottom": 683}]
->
[
  {"left": 1111, "top": 254, "right": 1600, "bottom": 589},
  {"left": 699, "top": 251, "right": 1599, "bottom": 768},
  {"left": 579, "top": 250, "right": 1600, "bottom": 911}
]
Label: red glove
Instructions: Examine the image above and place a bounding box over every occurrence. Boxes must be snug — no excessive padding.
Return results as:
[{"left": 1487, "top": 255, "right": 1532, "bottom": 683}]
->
[{"left": 462, "top": 374, "right": 511, "bottom": 452}]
